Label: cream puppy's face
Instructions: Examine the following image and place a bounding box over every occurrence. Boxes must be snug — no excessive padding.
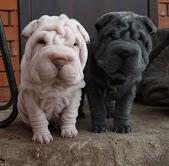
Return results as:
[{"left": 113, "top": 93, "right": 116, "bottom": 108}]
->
[{"left": 21, "top": 15, "right": 90, "bottom": 86}]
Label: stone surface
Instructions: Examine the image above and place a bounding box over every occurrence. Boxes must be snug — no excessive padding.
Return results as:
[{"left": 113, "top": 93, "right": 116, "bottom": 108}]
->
[{"left": 0, "top": 102, "right": 169, "bottom": 166}]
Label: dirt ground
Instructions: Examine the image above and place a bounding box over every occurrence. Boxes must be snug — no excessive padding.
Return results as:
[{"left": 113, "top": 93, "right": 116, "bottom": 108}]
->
[{"left": 0, "top": 102, "right": 169, "bottom": 166}]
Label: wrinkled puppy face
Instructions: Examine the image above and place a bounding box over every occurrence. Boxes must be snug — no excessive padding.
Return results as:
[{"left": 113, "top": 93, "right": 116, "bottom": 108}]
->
[
  {"left": 94, "top": 11, "right": 156, "bottom": 87},
  {"left": 22, "top": 14, "right": 89, "bottom": 86}
]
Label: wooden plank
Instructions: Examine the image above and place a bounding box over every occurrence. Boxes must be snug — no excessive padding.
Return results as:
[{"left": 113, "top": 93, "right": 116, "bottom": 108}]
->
[
  {"left": 30, "top": 0, "right": 150, "bottom": 37},
  {"left": 18, "top": 0, "right": 31, "bottom": 56},
  {"left": 19, "top": 0, "right": 157, "bottom": 51},
  {"left": 111, "top": 0, "right": 148, "bottom": 15},
  {"left": 149, "top": 0, "right": 158, "bottom": 26},
  {"left": 31, "top": 0, "right": 60, "bottom": 19}
]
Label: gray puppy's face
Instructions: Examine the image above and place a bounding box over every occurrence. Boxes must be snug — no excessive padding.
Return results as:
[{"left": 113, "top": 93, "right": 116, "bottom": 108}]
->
[{"left": 94, "top": 11, "right": 156, "bottom": 86}]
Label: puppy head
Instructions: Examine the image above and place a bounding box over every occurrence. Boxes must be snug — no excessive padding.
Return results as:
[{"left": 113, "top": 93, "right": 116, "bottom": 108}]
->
[
  {"left": 21, "top": 14, "right": 89, "bottom": 86},
  {"left": 94, "top": 11, "right": 156, "bottom": 86}
]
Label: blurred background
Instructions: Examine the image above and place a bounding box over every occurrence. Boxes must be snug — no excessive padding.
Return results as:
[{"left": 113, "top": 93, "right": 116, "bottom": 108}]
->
[{"left": 0, "top": 0, "right": 168, "bottom": 101}]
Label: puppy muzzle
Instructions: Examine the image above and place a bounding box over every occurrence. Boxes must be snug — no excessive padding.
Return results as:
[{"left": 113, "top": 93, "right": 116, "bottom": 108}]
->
[
  {"left": 30, "top": 44, "right": 82, "bottom": 84},
  {"left": 38, "top": 45, "right": 76, "bottom": 67},
  {"left": 97, "top": 40, "right": 141, "bottom": 75}
]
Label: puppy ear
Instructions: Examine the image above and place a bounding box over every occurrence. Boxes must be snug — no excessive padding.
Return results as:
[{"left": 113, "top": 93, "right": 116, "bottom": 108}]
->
[
  {"left": 22, "top": 20, "right": 39, "bottom": 38},
  {"left": 74, "top": 20, "right": 89, "bottom": 68},
  {"left": 79, "top": 40, "right": 88, "bottom": 69},
  {"left": 141, "top": 16, "right": 156, "bottom": 35},
  {"left": 67, "top": 19, "right": 89, "bottom": 69},
  {"left": 95, "top": 13, "right": 116, "bottom": 31},
  {"left": 70, "top": 19, "right": 90, "bottom": 43},
  {"left": 77, "top": 23, "right": 90, "bottom": 43}
]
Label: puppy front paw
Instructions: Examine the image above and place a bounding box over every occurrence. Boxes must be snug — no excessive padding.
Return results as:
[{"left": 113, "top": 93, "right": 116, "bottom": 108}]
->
[
  {"left": 112, "top": 124, "right": 131, "bottom": 133},
  {"left": 91, "top": 125, "right": 106, "bottom": 133},
  {"left": 61, "top": 127, "right": 78, "bottom": 138},
  {"left": 32, "top": 132, "right": 53, "bottom": 144}
]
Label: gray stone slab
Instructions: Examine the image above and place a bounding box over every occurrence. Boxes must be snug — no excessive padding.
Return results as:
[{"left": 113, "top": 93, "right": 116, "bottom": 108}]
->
[{"left": 0, "top": 102, "right": 169, "bottom": 166}]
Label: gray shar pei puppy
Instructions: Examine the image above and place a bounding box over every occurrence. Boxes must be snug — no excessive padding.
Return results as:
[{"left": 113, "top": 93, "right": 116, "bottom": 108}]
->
[
  {"left": 86, "top": 11, "right": 156, "bottom": 133},
  {"left": 139, "top": 28, "right": 169, "bottom": 106}
]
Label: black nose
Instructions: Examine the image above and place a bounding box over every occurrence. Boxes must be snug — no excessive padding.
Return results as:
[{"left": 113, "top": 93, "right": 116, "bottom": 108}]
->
[
  {"left": 53, "top": 58, "right": 66, "bottom": 68},
  {"left": 118, "top": 51, "right": 131, "bottom": 59}
]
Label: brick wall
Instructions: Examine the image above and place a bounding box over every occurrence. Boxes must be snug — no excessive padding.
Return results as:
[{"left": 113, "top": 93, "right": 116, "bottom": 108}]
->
[
  {"left": 0, "top": 0, "right": 20, "bottom": 101},
  {"left": 158, "top": 0, "right": 169, "bottom": 27}
]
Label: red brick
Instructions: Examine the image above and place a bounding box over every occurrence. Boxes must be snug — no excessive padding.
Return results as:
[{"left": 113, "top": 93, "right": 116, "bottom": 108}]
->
[
  {"left": 11, "top": 41, "right": 19, "bottom": 56},
  {"left": 159, "top": 0, "right": 169, "bottom": 3},
  {"left": 158, "top": 3, "right": 168, "bottom": 17},
  {"left": 0, "top": 56, "right": 20, "bottom": 71},
  {"left": 0, "top": 87, "right": 10, "bottom": 101},
  {"left": 0, "top": 0, "right": 19, "bottom": 101},
  {"left": 158, "top": 17, "right": 169, "bottom": 27},
  {"left": 0, "top": 72, "right": 10, "bottom": 86},
  {"left": 10, "top": 11, "right": 18, "bottom": 26},
  {"left": 4, "top": 26, "right": 19, "bottom": 41},
  {"left": 0, "top": 71, "right": 20, "bottom": 86},
  {"left": 0, "top": 0, "right": 17, "bottom": 10},
  {"left": 0, "top": 41, "right": 20, "bottom": 57},
  {"left": 0, "top": 11, "right": 9, "bottom": 26}
]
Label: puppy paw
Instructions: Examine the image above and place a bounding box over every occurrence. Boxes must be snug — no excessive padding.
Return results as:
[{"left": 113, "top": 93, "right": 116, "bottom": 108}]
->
[
  {"left": 91, "top": 125, "right": 106, "bottom": 133},
  {"left": 32, "top": 132, "right": 53, "bottom": 144},
  {"left": 112, "top": 124, "right": 131, "bottom": 133},
  {"left": 61, "top": 128, "right": 78, "bottom": 138}
]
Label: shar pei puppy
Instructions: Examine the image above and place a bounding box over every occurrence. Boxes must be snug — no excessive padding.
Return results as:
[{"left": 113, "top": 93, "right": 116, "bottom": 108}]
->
[
  {"left": 139, "top": 28, "right": 169, "bottom": 106},
  {"left": 86, "top": 11, "right": 156, "bottom": 133},
  {"left": 17, "top": 14, "right": 90, "bottom": 143}
]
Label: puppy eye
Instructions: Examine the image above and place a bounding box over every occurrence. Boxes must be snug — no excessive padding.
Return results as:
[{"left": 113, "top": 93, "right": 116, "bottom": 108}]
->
[
  {"left": 74, "top": 41, "right": 78, "bottom": 46},
  {"left": 38, "top": 39, "right": 46, "bottom": 45},
  {"left": 145, "top": 41, "right": 149, "bottom": 49},
  {"left": 138, "top": 35, "right": 143, "bottom": 42}
]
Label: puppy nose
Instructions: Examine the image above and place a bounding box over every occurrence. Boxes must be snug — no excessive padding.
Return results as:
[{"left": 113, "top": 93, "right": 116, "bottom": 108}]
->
[
  {"left": 53, "top": 58, "right": 66, "bottom": 68},
  {"left": 119, "top": 52, "right": 130, "bottom": 58}
]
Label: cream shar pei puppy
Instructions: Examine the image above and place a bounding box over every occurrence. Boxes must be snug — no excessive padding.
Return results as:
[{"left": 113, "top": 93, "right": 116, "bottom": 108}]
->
[{"left": 17, "top": 14, "right": 90, "bottom": 144}]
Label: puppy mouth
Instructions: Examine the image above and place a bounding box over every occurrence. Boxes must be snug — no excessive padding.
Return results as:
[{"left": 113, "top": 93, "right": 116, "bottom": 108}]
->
[
  {"left": 108, "top": 78, "right": 126, "bottom": 86},
  {"left": 110, "top": 79, "right": 125, "bottom": 84},
  {"left": 107, "top": 70, "right": 127, "bottom": 85}
]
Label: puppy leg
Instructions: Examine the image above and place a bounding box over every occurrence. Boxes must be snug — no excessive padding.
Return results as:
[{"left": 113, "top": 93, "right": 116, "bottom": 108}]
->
[
  {"left": 105, "top": 97, "right": 115, "bottom": 119},
  {"left": 22, "top": 91, "right": 53, "bottom": 143},
  {"left": 60, "top": 91, "right": 80, "bottom": 138},
  {"left": 87, "top": 81, "right": 106, "bottom": 133},
  {"left": 112, "top": 86, "right": 136, "bottom": 133}
]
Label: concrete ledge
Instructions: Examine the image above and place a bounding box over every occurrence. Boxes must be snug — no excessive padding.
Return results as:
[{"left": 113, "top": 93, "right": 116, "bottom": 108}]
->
[{"left": 0, "top": 103, "right": 169, "bottom": 166}]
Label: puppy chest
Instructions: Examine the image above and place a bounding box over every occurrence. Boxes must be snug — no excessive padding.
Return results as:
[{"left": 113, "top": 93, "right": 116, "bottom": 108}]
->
[{"left": 41, "top": 96, "right": 70, "bottom": 119}]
